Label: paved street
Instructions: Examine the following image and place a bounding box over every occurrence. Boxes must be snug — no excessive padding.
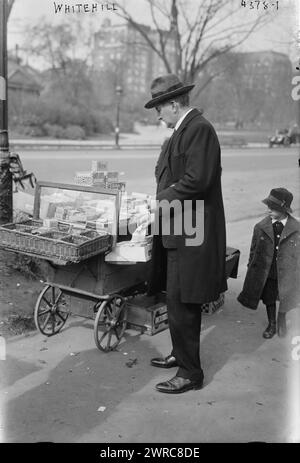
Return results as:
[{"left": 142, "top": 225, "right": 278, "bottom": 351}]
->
[
  {"left": 0, "top": 146, "right": 299, "bottom": 443},
  {"left": 17, "top": 146, "right": 300, "bottom": 223}
]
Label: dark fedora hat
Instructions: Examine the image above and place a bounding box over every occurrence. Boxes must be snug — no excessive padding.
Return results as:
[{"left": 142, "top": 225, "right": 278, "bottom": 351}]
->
[
  {"left": 144, "top": 74, "right": 195, "bottom": 109},
  {"left": 262, "top": 187, "right": 293, "bottom": 213}
]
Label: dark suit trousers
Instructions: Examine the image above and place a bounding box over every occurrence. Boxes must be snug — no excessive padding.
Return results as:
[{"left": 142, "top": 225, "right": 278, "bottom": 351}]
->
[{"left": 166, "top": 249, "right": 204, "bottom": 382}]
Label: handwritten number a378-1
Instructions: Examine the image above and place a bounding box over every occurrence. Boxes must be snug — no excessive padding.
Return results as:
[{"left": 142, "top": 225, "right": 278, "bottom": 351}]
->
[{"left": 241, "top": 1, "right": 279, "bottom": 9}]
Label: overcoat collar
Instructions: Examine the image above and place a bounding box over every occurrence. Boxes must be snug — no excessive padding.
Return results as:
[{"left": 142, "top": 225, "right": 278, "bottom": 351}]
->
[
  {"left": 156, "top": 108, "right": 202, "bottom": 183},
  {"left": 279, "top": 215, "right": 300, "bottom": 242},
  {"left": 258, "top": 216, "right": 274, "bottom": 242},
  {"left": 258, "top": 215, "right": 299, "bottom": 242},
  {"left": 165, "top": 108, "right": 201, "bottom": 167},
  {"left": 171, "top": 108, "right": 201, "bottom": 143}
]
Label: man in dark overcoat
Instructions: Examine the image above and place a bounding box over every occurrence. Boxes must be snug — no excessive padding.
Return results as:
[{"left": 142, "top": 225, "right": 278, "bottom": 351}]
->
[
  {"left": 238, "top": 188, "right": 300, "bottom": 338},
  {"left": 144, "top": 74, "right": 227, "bottom": 393}
]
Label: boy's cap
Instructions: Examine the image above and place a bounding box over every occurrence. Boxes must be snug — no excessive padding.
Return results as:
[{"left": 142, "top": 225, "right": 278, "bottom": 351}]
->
[{"left": 262, "top": 187, "right": 293, "bottom": 213}]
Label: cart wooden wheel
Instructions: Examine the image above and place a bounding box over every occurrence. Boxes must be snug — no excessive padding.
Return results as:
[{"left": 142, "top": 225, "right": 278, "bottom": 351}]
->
[
  {"left": 94, "top": 295, "right": 128, "bottom": 352},
  {"left": 34, "top": 285, "right": 70, "bottom": 336}
]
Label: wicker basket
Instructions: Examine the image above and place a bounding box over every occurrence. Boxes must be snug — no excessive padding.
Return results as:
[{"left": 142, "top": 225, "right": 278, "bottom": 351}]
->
[{"left": 0, "top": 219, "right": 112, "bottom": 263}]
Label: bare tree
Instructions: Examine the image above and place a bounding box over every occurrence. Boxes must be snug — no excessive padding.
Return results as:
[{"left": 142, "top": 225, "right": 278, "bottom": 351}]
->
[
  {"left": 115, "top": 0, "right": 271, "bottom": 96},
  {"left": 24, "top": 18, "right": 94, "bottom": 73}
]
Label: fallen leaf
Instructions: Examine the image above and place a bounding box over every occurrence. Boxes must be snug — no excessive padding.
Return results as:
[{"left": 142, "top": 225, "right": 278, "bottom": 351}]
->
[{"left": 125, "top": 358, "right": 138, "bottom": 368}]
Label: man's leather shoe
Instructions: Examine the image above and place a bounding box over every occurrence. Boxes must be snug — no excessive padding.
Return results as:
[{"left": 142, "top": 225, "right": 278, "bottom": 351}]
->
[
  {"left": 277, "top": 313, "right": 287, "bottom": 338},
  {"left": 150, "top": 354, "right": 178, "bottom": 369},
  {"left": 155, "top": 375, "right": 203, "bottom": 394},
  {"left": 263, "top": 322, "right": 276, "bottom": 339}
]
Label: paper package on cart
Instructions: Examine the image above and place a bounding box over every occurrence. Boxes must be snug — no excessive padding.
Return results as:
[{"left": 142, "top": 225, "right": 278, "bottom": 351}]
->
[{"left": 105, "top": 235, "right": 152, "bottom": 263}]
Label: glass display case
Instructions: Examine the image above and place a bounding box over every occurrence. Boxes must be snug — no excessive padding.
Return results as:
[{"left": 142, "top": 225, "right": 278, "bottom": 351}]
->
[{"left": 0, "top": 181, "right": 120, "bottom": 263}]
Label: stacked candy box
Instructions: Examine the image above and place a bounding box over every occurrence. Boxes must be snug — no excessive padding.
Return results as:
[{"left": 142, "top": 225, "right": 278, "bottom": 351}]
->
[{"left": 74, "top": 161, "right": 125, "bottom": 190}]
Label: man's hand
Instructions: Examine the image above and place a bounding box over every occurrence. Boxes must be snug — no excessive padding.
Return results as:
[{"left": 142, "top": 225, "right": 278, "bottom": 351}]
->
[
  {"left": 135, "top": 211, "right": 154, "bottom": 228},
  {"left": 133, "top": 198, "right": 157, "bottom": 228}
]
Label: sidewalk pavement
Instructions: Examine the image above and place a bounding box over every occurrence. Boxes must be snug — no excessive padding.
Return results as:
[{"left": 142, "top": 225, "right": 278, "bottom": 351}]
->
[{"left": 1, "top": 216, "right": 299, "bottom": 443}]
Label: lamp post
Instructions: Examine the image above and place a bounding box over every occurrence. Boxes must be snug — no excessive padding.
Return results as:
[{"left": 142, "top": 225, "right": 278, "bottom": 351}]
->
[
  {"left": 0, "top": 0, "right": 12, "bottom": 224},
  {"left": 115, "top": 85, "right": 123, "bottom": 149}
]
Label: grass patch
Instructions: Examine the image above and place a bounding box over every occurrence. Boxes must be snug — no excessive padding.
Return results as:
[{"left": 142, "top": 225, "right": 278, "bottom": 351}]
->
[{"left": 0, "top": 314, "right": 36, "bottom": 337}]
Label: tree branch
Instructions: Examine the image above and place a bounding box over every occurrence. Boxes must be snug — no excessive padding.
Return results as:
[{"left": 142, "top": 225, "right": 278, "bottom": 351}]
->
[{"left": 115, "top": 2, "right": 171, "bottom": 72}]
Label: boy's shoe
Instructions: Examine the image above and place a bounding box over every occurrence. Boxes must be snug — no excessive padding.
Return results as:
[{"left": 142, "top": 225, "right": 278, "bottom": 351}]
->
[{"left": 263, "top": 322, "right": 276, "bottom": 339}]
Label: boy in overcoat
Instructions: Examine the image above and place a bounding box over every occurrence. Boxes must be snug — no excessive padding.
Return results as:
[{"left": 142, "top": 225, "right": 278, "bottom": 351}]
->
[
  {"left": 144, "top": 74, "right": 227, "bottom": 393},
  {"left": 238, "top": 188, "right": 300, "bottom": 338}
]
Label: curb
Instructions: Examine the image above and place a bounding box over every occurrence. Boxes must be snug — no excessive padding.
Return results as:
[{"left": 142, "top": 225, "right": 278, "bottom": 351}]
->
[{"left": 10, "top": 140, "right": 270, "bottom": 151}]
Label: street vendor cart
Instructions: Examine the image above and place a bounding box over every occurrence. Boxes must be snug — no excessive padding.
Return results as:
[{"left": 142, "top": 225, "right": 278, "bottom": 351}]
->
[{"left": 0, "top": 181, "right": 240, "bottom": 352}]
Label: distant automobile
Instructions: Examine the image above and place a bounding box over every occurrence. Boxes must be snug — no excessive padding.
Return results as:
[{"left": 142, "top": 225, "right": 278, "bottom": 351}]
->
[{"left": 269, "top": 127, "right": 300, "bottom": 148}]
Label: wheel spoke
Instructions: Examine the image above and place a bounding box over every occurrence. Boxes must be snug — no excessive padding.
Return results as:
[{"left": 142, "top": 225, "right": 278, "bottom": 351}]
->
[
  {"left": 54, "top": 290, "right": 63, "bottom": 305},
  {"left": 41, "top": 296, "right": 52, "bottom": 309},
  {"left": 107, "top": 330, "right": 113, "bottom": 348},
  {"left": 115, "top": 303, "right": 125, "bottom": 319},
  {"left": 51, "top": 286, "right": 56, "bottom": 304},
  {"left": 51, "top": 314, "right": 56, "bottom": 333},
  {"left": 99, "top": 328, "right": 110, "bottom": 344},
  {"left": 56, "top": 309, "right": 69, "bottom": 316},
  {"left": 41, "top": 312, "right": 51, "bottom": 331},
  {"left": 105, "top": 304, "right": 113, "bottom": 319},
  {"left": 113, "top": 327, "right": 120, "bottom": 340},
  {"left": 111, "top": 298, "right": 118, "bottom": 316},
  {"left": 97, "top": 321, "right": 109, "bottom": 327},
  {"left": 38, "top": 308, "right": 51, "bottom": 317},
  {"left": 57, "top": 311, "right": 67, "bottom": 323}
]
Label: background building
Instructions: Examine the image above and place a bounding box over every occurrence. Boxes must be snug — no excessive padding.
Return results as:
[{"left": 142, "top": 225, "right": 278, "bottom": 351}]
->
[
  {"left": 200, "top": 50, "right": 294, "bottom": 130},
  {"left": 92, "top": 19, "right": 176, "bottom": 109},
  {"left": 8, "top": 53, "right": 41, "bottom": 99}
]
